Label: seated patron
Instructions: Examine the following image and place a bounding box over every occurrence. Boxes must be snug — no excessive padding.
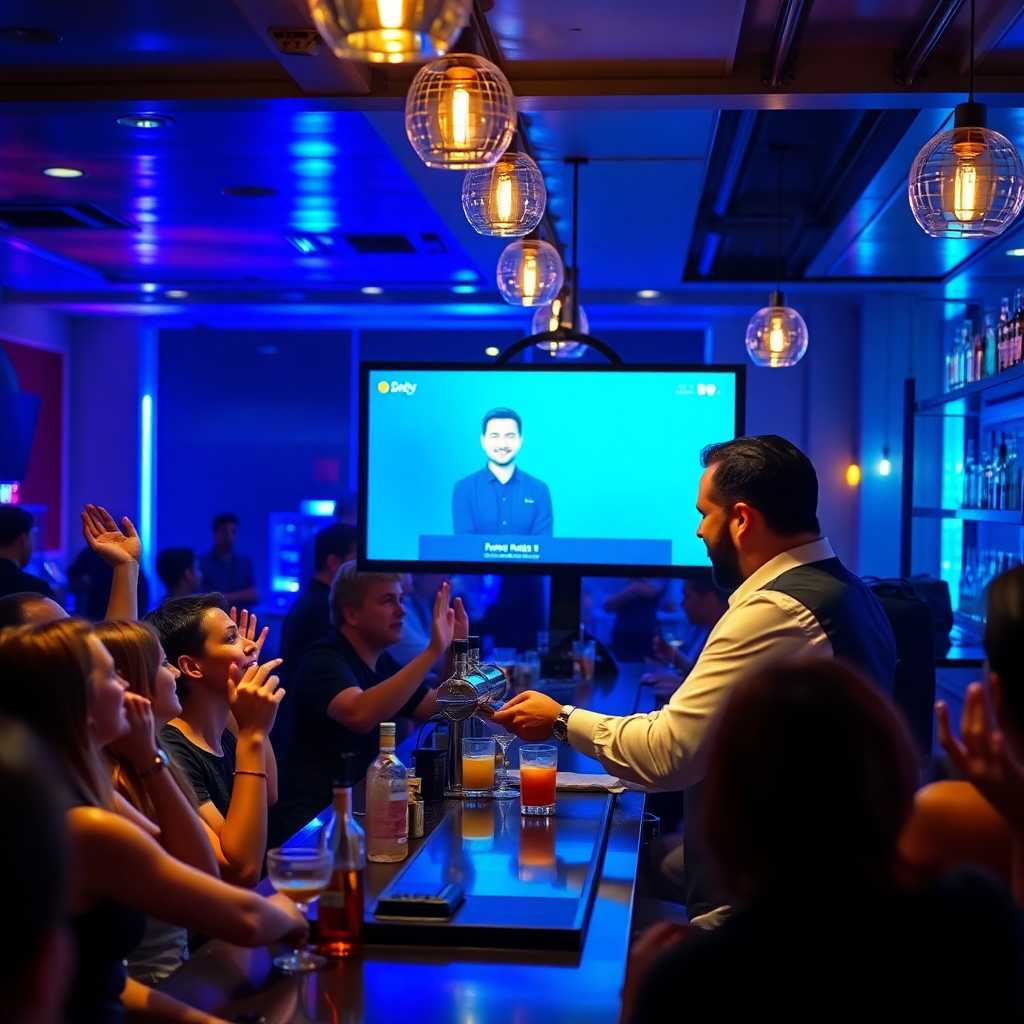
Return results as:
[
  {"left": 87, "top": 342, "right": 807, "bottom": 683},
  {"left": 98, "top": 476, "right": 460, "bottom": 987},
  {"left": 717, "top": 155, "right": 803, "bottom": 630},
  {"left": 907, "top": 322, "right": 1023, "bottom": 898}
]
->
[
  {"left": 0, "top": 716, "right": 73, "bottom": 1024},
  {"left": 199, "top": 513, "right": 258, "bottom": 609},
  {"left": 496, "top": 435, "right": 897, "bottom": 918},
  {"left": 0, "top": 504, "right": 54, "bottom": 600},
  {"left": 604, "top": 578, "right": 668, "bottom": 662},
  {"left": 625, "top": 659, "right": 1024, "bottom": 1020},
  {"left": 147, "top": 594, "right": 281, "bottom": 887},
  {"left": 272, "top": 564, "right": 459, "bottom": 845}
]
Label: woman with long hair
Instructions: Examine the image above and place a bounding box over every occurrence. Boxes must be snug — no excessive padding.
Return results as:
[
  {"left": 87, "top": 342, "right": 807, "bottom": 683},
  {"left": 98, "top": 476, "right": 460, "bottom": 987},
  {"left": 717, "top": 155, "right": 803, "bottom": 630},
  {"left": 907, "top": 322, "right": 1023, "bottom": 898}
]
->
[{"left": 0, "top": 619, "right": 307, "bottom": 1024}]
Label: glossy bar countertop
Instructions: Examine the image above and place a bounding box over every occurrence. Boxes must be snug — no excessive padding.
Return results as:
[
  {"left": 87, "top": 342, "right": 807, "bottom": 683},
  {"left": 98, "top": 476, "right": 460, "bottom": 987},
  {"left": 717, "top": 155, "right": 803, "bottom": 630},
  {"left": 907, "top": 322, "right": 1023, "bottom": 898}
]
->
[{"left": 160, "top": 664, "right": 651, "bottom": 1023}]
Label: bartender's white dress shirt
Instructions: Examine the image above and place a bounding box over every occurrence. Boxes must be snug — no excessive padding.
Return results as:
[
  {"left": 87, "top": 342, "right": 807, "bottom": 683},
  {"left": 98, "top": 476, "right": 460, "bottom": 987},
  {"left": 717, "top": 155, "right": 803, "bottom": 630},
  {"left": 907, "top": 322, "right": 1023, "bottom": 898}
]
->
[{"left": 567, "top": 538, "right": 836, "bottom": 790}]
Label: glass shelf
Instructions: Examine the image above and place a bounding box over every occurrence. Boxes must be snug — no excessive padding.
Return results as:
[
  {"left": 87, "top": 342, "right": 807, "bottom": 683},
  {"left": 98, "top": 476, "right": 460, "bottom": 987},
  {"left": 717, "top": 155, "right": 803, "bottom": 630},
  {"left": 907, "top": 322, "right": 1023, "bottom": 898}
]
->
[
  {"left": 911, "top": 507, "right": 1024, "bottom": 524},
  {"left": 916, "top": 362, "right": 1024, "bottom": 413}
]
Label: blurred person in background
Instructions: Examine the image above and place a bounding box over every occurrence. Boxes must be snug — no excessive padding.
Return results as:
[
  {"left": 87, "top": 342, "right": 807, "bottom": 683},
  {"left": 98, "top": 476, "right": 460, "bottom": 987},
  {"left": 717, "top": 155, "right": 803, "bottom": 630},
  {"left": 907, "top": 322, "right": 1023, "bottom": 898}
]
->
[{"left": 200, "top": 514, "right": 257, "bottom": 609}]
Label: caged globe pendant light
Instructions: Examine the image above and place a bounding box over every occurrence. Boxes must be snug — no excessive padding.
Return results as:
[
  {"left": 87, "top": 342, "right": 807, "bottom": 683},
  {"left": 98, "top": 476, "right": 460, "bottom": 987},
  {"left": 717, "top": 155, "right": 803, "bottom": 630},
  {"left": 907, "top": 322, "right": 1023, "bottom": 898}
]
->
[
  {"left": 496, "top": 238, "right": 563, "bottom": 307},
  {"left": 405, "top": 53, "right": 516, "bottom": 169},
  {"left": 908, "top": 0, "right": 1024, "bottom": 238},
  {"left": 462, "top": 151, "right": 546, "bottom": 236},
  {"left": 746, "top": 146, "right": 809, "bottom": 368},
  {"left": 307, "top": 0, "right": 472, "bottom": 64}
]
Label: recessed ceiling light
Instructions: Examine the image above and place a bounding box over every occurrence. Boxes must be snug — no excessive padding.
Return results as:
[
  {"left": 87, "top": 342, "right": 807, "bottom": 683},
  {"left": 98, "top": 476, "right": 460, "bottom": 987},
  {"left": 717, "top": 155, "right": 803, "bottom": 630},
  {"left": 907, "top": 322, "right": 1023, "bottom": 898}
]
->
[
  {"left": 140, "top": 282, "right": 158, "bottom": 294},
  {"left": 636, "top": 289, "right": 661, "bottom": 299},
  {"left": 42, "top": 167, "right": 84, "bottom": 178},
  {"left": 485, "top": 346, "right": 501, "bottom": 357},
  {"left": 164, "top": 289, "right": 188, "bottom": 299},
  {"left": 222, "top": 185, "right": 277, "bottom": 198},
  {"left": 117, "top": 114, "right": 174, "bottom": 130},
  {"left": 361, "top": 286, "right": 383, "bottom": 295},
  {"left": 452, "top": 284, "right": 478, "bottom": 294},
  {"left": 1007, "top": 248, "right": 1024, "bottom": 257}
]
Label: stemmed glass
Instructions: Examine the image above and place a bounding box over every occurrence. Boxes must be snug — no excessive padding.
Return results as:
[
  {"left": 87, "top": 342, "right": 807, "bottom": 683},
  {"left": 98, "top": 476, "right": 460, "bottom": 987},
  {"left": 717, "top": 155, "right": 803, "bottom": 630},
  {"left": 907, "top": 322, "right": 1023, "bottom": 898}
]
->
[
  {"left": 266, "top": 847, "right": 334, "bottom": 973},
  {"left": 489, "top": 708, "right": 519, "bottom": 799}
]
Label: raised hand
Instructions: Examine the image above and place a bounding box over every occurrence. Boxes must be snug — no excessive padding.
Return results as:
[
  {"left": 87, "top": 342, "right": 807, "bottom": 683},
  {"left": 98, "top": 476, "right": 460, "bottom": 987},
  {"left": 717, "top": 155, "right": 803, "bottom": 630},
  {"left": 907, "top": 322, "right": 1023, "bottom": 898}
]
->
[
  {"left": 81, "top": 503, "right": 141, "bottom": 566},
  {"left": 453, "top": 596, "right": 469, "bottom": 642},
  {"left": 937, "top": 678, "right": 1024, "bottom": 831},
  {"left": 228, "top": 658, "right": 285, "bottom": 737},
  {"left": 108, "top": 692, "right": 158, "bottom": 771},
  {"left": 429, "top": 582, "right": 456, "bottom": 657},
  {"left": 230, "top": 606, "right": 269, "bottom": 657}
]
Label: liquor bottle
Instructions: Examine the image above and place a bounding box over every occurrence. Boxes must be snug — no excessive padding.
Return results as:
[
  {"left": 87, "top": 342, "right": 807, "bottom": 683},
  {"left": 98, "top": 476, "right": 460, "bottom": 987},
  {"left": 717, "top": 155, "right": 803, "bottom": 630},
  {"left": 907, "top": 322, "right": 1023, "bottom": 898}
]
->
[
  {"left": 984, "top": 313, "right": 997, "bottom": 378},
  {"left": 318, "top": 752, "right": 365, "bottom": 958},
  {"left": 1005, "top": 435, "right": 1021, "bottom": 512},
  {"left": 366, "top": 722, "right": 408, "bottom": 863},
  {"left": 973, "top": 318, "right": 985, "bottom": 381},
  {"left": 963, "top": 440, "right": 977, "bottom": 509},
  {"left": 993, "top": 435, "right": 1008, "bottom": 510},
  {"left": 1013, "top": 289, "right": 1024, "bottom": 367},
  {"left": 998, "top": 297, "right": 1011, "bottom": 372}
]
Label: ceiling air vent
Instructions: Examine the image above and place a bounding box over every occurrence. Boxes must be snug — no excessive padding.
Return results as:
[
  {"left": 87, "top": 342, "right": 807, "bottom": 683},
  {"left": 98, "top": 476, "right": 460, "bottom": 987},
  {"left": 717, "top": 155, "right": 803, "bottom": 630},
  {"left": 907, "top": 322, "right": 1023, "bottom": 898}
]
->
[
  {"left": 0, "top": 202, "right": 134, "bottom": 230},
  {"left": 344, "top": 233, "right": 417, "bottom": 254}
]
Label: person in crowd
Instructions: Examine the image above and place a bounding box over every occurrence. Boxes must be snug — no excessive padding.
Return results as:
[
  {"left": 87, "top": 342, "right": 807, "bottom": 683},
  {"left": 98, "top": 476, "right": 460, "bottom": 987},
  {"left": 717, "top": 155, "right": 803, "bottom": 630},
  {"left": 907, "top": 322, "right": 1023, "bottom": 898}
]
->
[
  {"left": 651, "top": 572, "right": 729, "bottom": 677},
  {"left": 623, "top": 659, "right": 1024, "bottom": 1020},
  {"left": 390, "top": 572, "right": 448, "bottom": 666},
  {"left": 604, "top": 578, "right": 668, "bottom": 662},
  {"left": 199, "top": 514, "right": 258, "bottom": 608},
  {"left": 280, "top": 522, "right": 357, "bottom": 671},
  {"left": 899, "top": 565, "right": 1024, "bottom": 888},
  {"left": 452, "top": 407, "right": 553, "bottom": 536},
  {"left": 0, "top": 716, "right": 73, "bottom": 1024},
  {"left": 156, "top": 548, "right": 200, "bottom": 601},
  {"left": 495, "top": 435, "right": 897, "bottom": 919},
  {"left": 271, "top": 565, "right": 459, "bottom": 846},
  {"left": 0, "top": 504, "right": 54, "bottom": 600},
  {"left": 68, "top": 545, "right": 149, "bottom": 620},
  {"left": 95, "top": 620, "right": 220, "bottom": 984},
  {"left": 0, "top": 504, "right": 143, "bottom": 628},
  {"left": 147, "top": 594, "right": 278, "bottom": 887},
  {"left": 0, "top": 619, "right": 307, "bottom": 1024}
]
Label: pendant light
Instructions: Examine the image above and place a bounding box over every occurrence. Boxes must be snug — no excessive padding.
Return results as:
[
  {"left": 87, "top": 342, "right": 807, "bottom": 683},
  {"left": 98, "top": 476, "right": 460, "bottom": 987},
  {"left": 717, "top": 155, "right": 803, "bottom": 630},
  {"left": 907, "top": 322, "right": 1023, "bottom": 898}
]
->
[
  {"left": 405, "top": 53, "right": 516, "bottom": 170},
  {"left": 307, "top": 0, "right": 471, "bottom": 64},
  {"left": 495, "top": 238, "right": 563, "bottom": 307},
  {"left": 462, "top": 151, "right": 546, "bottom": 236},
  {"left": 908, "top": 0, "right": 1024, "bottom": 238},
  {"left": 746, "top": 146, "right": 809, "bottom": 368}
]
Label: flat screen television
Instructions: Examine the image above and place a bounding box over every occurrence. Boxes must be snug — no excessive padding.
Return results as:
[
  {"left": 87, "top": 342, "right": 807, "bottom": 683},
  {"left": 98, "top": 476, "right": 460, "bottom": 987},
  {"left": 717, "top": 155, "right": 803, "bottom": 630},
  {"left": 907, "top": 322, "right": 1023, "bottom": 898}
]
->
[{"left": 359, "top": 362, "right": 745, "bottom": 576}]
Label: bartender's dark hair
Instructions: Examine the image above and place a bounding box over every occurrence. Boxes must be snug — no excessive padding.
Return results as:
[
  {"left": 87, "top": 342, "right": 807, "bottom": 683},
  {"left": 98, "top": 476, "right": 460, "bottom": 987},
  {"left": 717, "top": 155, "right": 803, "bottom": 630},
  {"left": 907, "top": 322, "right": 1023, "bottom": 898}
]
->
[
  {"left": 700, "top": 434, "right": 820, "bottom": 535},
  {"left": 703, "top": 658, "right": 917, "bottom": 901},
  {"left": 985, "top": 566, "right": 1024, "bottom": 732},
  {"left": 481, "top": 407, "right": 522, "bottom": 435}
]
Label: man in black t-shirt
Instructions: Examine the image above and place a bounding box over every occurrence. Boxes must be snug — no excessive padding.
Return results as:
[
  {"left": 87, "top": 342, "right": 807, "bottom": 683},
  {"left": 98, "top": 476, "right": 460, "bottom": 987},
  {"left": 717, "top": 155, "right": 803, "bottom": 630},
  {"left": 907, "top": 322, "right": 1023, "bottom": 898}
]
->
[
  {"left": 271, "top": 563, "right": 460, "bottom": 846},
  {"left": 0, "top": 505, "right": 54, "bottom": 601}
]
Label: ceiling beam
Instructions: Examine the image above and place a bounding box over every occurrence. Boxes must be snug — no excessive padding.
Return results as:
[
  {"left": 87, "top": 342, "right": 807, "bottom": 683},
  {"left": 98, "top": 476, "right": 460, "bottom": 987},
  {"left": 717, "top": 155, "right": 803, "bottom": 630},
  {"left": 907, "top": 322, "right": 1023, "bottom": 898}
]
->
[
  {"left": 762, "top": 0, "right": 815, "bottom": 88},
  {"left": 895, "top": 0, "right": 966, "bottom": 86}
]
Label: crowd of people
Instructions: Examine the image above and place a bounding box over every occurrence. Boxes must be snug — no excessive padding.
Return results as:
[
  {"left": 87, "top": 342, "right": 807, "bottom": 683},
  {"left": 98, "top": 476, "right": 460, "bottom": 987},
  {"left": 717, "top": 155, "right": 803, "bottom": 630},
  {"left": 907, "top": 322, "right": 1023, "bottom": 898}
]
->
[{"left": 0, "top": 433, "right": 1022, "bottom": 1021}]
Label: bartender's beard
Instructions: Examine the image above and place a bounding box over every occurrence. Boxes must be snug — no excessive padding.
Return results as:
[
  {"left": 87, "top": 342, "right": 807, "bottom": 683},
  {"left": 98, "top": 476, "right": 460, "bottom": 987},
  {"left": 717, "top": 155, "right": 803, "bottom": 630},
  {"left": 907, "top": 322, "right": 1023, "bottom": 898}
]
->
[{"left": 705, "top": 530, "right": 743, "bottom": 592}]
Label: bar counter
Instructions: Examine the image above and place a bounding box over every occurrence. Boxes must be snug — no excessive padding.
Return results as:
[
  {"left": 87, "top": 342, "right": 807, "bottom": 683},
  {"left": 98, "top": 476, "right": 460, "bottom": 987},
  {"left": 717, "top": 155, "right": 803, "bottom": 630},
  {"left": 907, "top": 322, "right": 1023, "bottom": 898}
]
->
[{"left": 160, "top": 664, "right": 652, "bottom": 1023}]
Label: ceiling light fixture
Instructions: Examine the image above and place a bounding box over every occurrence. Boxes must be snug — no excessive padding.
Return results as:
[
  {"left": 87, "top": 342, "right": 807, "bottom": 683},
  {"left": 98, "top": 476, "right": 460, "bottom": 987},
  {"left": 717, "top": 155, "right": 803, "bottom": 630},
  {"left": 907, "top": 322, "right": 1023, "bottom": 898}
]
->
[
  {"left": 636, "top": 289, "right": 661, "bottom": 299},
  {"left": 496, "top": 239, "right": 563, "bottom": 307},
  {"left": 361, "top": 285, "right": 383, "bottom": 295},
  {"left": 909, "top": 0, "right": 1024, "bottom": 238},
  {"left": 746, "top": 146, "right": 809, "bottom": 368},
  {"left": 42, "top": 167, "right": 83, "bottom": 179},
  {"left": 117, "top": 114, "right": 174, "bottom": 129},
  {"left": 308, "top": 0, "right": 471, "bottom": 64},
  {"left": 484, "top": 346, "right": 500, "bottom": 357},
  {"left": 462, "top": 151, "right": 547, "bottom": 237},
  {"left": 452, "top": 284, "right": 478, "bottom": 294},
  {"left": 140, "top": 283, "right": 159, "bottom": 294},
  {"left": 165, "top": 289, "right": 188, "bottom": 299},
  {"left": 405, "top": 53, "right": 516, "bottom": 170},
  {"left": 1007, "top": 248, "right": 1024, "bottom": 256}
]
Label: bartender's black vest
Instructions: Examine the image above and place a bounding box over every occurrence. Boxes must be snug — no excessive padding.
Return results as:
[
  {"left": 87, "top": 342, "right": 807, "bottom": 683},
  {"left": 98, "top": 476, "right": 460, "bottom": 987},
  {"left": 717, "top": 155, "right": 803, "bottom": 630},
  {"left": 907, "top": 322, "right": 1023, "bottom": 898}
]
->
[{"left": 681, "top": 556, "right": 898, "bottom": 918}]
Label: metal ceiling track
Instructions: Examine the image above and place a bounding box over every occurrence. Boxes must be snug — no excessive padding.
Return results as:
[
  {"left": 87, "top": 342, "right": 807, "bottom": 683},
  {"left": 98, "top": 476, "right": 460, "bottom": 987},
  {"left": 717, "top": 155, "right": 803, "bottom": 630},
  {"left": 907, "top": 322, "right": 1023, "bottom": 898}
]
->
[
  {"left": 895, "top": 0, "right": 967, "bottom": 85},
  {"left": 762, "top": 0, "right": 815, "bottom": 88}
]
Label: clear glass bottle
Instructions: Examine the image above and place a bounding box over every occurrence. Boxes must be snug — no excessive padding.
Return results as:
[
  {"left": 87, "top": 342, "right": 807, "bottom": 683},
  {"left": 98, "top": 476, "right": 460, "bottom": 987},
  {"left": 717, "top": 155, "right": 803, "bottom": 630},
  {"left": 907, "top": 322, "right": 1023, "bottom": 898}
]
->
[
  {"left": 963, "top": 440, "right": 977, "bottom": 509},
  {"left": 984, "top": 313, "right": 997, "bottom": 378},
  {"left": 318, "top": 752, "right": 365, "bottom": 958},
  {"left": 973, "top": 318, "right": 985, "bottom": 382},
  {"left": 366, "top": 722, "right": 408, "bottom": 863},
  {"left": 1013, "top": 288, "right": 1024, "bottom": 367},
  {"left": 998, "top": 297, "right": 1011, "bottom": 372}
]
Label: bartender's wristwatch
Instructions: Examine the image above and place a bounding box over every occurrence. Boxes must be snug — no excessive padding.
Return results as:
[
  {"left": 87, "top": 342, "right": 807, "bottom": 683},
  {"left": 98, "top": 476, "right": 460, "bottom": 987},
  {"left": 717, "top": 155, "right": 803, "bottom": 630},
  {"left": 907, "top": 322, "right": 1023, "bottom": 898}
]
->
[{"left": 552, "top": 705, "right": 576, "bottom": 743}]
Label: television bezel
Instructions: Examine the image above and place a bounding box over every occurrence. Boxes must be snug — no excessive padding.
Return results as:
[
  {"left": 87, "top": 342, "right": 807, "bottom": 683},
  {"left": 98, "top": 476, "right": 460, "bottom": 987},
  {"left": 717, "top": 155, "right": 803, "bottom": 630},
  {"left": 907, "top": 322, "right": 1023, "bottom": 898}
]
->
[{"left": 358, "top": 360, "right": 746, "bottom": 578}]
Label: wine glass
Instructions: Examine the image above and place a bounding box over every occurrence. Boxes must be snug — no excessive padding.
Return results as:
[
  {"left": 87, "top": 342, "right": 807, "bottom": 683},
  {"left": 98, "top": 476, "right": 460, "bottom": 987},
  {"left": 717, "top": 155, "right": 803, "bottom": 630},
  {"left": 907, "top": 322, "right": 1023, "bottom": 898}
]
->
[
  {"left": 266, "top": 847, "right": 334, "bottom": 973},
  {"left": 488, "top": 708, "right": 519, "bottom": 799}
]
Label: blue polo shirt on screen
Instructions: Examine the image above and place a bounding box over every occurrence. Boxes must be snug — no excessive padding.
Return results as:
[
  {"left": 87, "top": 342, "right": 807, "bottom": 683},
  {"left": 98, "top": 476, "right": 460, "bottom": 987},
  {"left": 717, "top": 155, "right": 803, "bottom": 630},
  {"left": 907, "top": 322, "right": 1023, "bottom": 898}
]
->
[{"left": 452, "top": 465, "right": 554, "bottom": 535}]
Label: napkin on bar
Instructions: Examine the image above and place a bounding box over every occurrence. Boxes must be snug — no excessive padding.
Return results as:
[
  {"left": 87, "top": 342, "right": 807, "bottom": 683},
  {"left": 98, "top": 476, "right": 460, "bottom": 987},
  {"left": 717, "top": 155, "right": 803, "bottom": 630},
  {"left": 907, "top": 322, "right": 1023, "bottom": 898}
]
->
[{"left": 508, "top": 770, "right": 626, "bottom": 793}]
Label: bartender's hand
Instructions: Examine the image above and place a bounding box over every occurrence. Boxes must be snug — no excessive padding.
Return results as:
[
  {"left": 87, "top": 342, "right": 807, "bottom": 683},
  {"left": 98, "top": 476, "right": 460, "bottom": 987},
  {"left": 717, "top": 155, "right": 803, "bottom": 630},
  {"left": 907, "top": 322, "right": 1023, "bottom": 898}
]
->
[{"left": 492, "top": 690, "right": 560, "bottom": 741}]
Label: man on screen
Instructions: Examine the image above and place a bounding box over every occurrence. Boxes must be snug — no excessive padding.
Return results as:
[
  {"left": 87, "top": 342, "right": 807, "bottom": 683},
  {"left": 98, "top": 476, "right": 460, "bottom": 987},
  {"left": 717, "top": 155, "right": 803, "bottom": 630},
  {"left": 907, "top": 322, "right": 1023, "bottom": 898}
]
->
[{"left": 452, "top": 407, "right": 553, "bottom": 536}]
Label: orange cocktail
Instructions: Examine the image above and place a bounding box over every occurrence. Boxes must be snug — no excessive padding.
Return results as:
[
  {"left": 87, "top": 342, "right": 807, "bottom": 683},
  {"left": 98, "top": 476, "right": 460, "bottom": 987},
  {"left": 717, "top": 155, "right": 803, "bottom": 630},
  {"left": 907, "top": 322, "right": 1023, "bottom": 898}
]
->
[
  {"left": 519, "top": 744, "right": 557, "bottom": 815},
  {"left": 461, "top": 736, "right": 495, "bottom": 797}
]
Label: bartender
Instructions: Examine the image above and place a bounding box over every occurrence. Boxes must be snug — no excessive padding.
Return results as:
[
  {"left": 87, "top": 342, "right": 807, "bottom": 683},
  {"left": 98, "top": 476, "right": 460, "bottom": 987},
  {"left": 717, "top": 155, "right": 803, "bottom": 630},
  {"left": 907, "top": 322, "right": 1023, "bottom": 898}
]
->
[{"left": 493, "top": 435, "right": 897, "bottom": 917}]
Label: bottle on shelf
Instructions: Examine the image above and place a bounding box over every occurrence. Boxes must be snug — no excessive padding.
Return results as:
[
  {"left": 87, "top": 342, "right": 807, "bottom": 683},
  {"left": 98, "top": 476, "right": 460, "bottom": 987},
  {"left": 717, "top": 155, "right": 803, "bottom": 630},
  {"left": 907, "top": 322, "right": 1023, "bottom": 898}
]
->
[
  {"left": 318, "top": 752, "right": 365, "bottom": 958},
  {"left": 984, "top": 313, "right": 997, "bottom": 379},
  {"left": 1013, "top": 288, "right": 1024, "bottom": 368},
  {"left": 973, "top": 317, "right": 985, "bottom": 382},
  {"left": 366, "top": 722, "right": 409, "bottom": 864},
  {"left": 963, "top": 440, "right": 978, "bottom": 509},
  {"left": 998, "top": 297, "right": 1011, "bottom": 372}
]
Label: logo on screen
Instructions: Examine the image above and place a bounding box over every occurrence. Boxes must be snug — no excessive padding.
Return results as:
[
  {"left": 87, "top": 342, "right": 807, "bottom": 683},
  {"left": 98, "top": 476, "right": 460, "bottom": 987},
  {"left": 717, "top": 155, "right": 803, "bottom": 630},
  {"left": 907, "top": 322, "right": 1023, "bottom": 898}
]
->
[
  {"left": 377, "top": 380, "right": 418, "bottom": 396},
  {"left": 697, "top": 383, "right": 718, "bottom": 396}
]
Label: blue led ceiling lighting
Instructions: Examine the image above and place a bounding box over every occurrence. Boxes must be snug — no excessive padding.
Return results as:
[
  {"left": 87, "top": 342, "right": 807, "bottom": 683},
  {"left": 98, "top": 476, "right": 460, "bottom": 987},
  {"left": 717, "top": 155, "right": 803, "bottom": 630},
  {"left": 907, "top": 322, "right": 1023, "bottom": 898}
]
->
[{"left": 289, "top": 112, "right": 337, "bottom": 236}]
